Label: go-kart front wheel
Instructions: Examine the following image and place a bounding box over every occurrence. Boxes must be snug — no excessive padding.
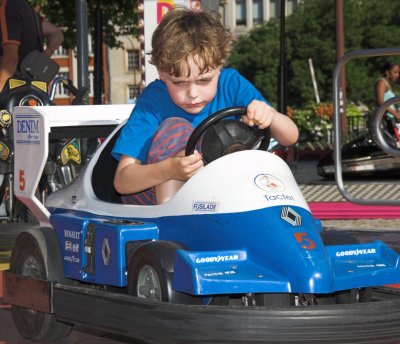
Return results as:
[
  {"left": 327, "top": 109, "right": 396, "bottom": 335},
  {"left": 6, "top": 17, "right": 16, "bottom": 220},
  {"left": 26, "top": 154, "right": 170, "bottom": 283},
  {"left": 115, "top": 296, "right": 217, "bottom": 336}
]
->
[
  {"left": 127, "top": 241, "right": 201, "bottom": 305},
  {"left": 9, "top": 230, "right": 72, "bottom": 341}
]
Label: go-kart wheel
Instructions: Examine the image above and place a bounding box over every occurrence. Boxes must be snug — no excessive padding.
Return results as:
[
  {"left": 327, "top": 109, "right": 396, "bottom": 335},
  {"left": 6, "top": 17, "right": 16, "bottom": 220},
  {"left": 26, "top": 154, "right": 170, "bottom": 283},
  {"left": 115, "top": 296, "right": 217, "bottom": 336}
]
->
[
  {"left": 127, "top": 241, "right": 201, "bottom": 304},
  {"left": 185, "top": 106, "right": 271, "bottom": 163},
  {"left": 9, "top": 230, "right": 72, "bottom": 341}
]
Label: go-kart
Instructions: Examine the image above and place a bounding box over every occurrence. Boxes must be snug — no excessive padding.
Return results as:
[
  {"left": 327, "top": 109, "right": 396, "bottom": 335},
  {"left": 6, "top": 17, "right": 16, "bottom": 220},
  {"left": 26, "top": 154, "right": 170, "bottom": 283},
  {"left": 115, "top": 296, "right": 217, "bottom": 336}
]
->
[
  {"left": 4, "top": 104, "right": 400, "bottom": 343},
  {"left": 317, "top": 111, "right": 400, "bottom": 178},
  {"left": 317, "top": 133, "right": 400, "bottom": 178}
]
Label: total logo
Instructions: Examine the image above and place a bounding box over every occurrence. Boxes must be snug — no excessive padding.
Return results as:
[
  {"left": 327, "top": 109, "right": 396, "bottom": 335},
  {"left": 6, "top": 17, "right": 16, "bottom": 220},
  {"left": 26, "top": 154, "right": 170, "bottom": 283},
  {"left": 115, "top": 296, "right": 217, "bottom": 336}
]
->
[{"left": 254, "top": 174, "right": 285, "bottom": 192}]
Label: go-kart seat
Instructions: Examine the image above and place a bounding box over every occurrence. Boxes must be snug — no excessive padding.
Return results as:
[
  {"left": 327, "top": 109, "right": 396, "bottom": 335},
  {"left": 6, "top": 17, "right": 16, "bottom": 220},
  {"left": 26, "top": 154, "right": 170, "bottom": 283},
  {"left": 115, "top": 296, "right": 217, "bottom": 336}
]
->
[{"left": 92, "top": 128, "right": 122, "bottom": 204}]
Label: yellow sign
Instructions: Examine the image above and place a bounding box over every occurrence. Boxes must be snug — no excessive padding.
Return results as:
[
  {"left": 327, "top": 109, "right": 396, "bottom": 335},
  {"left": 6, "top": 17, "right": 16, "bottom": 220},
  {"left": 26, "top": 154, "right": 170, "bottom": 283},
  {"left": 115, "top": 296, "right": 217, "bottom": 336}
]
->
[
  {"left": 0, "top": 140, "right": 10, "bottom": 161},
  {"left": 31, "top": 81, "right": 47, "bottom": 93},
  {"left": 9, "top": 79, "right": 26, "bottom": 89},
  {"left": 0, "top": 110, "right": 12, "bottom": 128},
  {"left": 60, "top": 138, "right": 81, "bottom": 165}
]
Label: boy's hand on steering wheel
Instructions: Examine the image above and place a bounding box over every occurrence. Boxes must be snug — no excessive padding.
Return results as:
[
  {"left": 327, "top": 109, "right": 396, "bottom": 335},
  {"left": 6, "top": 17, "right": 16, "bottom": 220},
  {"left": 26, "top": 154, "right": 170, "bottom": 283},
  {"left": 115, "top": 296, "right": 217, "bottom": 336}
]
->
[
  {"left": 242, "top": 100, "right": 276, "bottom": 129},
  {"left": 169, "top": 150, "right": 203, "bottom": 181}
]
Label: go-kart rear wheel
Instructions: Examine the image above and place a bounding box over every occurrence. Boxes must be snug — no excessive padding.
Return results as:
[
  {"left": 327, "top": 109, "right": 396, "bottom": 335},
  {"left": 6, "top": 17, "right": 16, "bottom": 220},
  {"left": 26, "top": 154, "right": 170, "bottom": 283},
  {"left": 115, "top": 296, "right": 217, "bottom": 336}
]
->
[
  {"left": 127, "top": 241, "right": 201, "bottom": 304},
  {"left": 9, "top": 230, "right": 72, "bottom": 341}
]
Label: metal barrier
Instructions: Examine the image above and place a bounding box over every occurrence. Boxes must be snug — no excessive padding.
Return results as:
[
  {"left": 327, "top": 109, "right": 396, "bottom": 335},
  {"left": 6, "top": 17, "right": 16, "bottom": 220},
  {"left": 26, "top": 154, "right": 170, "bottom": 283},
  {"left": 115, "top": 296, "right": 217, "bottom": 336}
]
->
[
  {"left": 347, "top": 114, "right": 369, "bottom": 140},
  {"left": 333, "top": 47, "right": 400, "bottom": 205}
]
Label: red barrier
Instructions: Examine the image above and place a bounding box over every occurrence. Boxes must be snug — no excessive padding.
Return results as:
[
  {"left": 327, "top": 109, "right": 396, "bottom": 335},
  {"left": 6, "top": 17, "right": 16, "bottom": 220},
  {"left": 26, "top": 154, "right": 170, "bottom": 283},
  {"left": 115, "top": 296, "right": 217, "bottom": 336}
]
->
[{"left": 309, "top": 202, "right": 400, "bottom": 219}]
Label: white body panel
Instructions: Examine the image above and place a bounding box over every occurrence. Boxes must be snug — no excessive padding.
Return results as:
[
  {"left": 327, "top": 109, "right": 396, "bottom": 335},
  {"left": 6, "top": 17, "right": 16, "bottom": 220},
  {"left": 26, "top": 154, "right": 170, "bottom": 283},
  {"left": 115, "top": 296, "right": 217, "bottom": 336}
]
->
[
  {"left": 47, "top": 141, "right": 309, "bottom": 219},
  {"left": 13, "top": 104, "right": 133, "bottom": 226}
]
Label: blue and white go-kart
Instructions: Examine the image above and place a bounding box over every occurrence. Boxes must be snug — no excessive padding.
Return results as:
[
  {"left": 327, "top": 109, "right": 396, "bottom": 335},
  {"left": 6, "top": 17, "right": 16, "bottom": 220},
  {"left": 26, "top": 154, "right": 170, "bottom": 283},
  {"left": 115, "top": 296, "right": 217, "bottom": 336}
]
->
[{"left": 4, "top": 104, "right": 400, "bottom": 343}]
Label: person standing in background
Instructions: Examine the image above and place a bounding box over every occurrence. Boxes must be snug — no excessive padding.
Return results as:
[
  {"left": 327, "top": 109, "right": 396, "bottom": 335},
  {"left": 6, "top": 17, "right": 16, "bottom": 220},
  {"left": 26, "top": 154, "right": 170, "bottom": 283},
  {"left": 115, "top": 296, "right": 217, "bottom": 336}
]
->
[
  {"left": 0, "top": 0, "right": 63, "bottom": 91},
  {"left": 374, "top": 61, "right": 400, "bottom": 145},
  {"left": 375, "top": 61, "right": 400, "bottom": 120}
]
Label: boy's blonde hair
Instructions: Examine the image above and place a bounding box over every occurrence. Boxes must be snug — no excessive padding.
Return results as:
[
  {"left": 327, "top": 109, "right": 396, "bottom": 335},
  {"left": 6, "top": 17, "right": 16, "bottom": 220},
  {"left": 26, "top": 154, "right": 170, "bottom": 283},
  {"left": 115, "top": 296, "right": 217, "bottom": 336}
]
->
[{"left": 150, "top": 7, "right": 234, "bottom": 77}]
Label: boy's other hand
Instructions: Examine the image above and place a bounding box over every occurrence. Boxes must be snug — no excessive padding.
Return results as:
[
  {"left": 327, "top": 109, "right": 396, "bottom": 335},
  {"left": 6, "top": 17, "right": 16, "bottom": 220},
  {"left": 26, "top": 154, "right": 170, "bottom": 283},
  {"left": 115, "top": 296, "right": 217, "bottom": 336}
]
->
[{"left": 242, "top": 99, "right": 276, "bottom": 129}]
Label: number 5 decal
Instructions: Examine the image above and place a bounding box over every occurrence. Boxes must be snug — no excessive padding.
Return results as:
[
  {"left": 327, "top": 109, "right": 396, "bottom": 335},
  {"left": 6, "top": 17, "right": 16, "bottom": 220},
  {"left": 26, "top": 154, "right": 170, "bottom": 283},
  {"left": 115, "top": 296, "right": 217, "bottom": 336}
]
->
[
  {"left": 19, "top": 169, "right": 25, "bottom": 191},
  {"left": 294, "top": 232, "right": 316, "bottom": 250}
]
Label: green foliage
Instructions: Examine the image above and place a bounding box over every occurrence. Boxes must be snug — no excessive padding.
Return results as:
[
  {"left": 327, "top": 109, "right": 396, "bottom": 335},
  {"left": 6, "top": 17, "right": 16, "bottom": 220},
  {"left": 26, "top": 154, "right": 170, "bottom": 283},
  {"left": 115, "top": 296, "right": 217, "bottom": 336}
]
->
[
  {"left": 228, "top": 0, "right": 400, "bottom": 110},
  {"left": 28, "top": 0, "right": 139, "bottom": 49},
  {"left": 289, "top": 103, "right": 333, "bottom": 144},
  {"left": 290, "top": 101, "right": 364, "bottom": 146}
]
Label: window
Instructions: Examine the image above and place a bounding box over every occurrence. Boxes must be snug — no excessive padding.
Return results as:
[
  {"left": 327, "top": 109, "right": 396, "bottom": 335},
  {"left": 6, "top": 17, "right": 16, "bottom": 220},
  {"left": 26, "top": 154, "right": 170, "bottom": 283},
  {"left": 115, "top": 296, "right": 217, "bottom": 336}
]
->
[
  {"left": 270, "top": 0, "right": 280, "bottom": 18},
  {"left": 253, "top": 0, "right": 263, "bottom": 24},
  {"left": 128, "top": 85, "right": 140, "bottom": 104},
  {"left": 88, "top": 71, "right": 95, "bottom": 96},
  {"left": 236, "top": 0, "right": 246, "bottom": 26},
  {"left": 53, "top": 46, "right": 68, "bottom": 56},
  {"left": 127, "top": 50, "right": 139, "bottom": 71},
  {"left": 287, "top": 0, "right": 298, "bottom": 15}
]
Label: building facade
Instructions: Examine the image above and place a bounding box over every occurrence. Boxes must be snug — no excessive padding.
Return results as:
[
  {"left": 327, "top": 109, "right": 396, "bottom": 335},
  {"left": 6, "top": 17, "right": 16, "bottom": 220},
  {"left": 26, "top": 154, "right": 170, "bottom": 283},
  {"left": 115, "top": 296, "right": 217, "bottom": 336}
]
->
[
  {"left": 222, "top": 0, "right": 300, "bottom": 34},
  {"left": 51, "top": 0, "right": 300, "bottom": 105}
]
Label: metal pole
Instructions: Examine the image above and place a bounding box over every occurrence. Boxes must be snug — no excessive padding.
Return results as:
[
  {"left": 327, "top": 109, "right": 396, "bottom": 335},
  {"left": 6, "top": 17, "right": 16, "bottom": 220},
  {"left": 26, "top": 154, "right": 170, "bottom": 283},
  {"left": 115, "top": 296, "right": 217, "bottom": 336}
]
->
[
  {"left": 75, "top": 0, "right": 89, "bottom": 89},
  {"left": 277, "top": 0, "right": 287, "bottom": 115},
  {"left": 93, "top": 2, "right": 103, "bottom": 104},
  {"left": 335, "top": 0, "right": 347, "bottom": 134}
]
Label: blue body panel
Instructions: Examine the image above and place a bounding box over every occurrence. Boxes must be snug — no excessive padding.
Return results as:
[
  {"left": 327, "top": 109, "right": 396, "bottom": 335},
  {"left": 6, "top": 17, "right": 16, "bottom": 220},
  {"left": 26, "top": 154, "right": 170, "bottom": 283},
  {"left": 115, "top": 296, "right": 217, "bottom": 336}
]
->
[
  {"left": 51, "top": 212, "right": 158, "bottom": 286},
  {"left": 49, "top": 205, "right": 400, "bottom": 294}
]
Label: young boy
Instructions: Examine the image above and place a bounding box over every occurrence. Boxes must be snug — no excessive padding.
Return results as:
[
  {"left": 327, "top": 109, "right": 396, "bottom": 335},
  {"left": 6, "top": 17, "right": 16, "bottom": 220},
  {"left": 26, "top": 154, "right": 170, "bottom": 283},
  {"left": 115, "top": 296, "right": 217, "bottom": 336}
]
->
[{"left": 112, "top": 7, "right": 299, "bottom": 205}]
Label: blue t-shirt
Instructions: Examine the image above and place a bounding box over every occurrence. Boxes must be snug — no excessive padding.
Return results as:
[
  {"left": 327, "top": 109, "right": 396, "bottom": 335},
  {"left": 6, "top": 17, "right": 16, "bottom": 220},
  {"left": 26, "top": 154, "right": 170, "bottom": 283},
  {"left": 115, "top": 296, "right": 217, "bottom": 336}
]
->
[{"left": 112, "top": 68, "right": 269, "bottom": 162}]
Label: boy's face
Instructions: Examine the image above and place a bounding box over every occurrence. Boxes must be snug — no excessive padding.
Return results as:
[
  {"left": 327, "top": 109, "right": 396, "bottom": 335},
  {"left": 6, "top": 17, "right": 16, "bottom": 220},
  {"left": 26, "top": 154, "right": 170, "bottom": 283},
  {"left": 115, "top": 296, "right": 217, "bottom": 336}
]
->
[{"left": 158, "top": 58, "right": 221, "bottom": 114}]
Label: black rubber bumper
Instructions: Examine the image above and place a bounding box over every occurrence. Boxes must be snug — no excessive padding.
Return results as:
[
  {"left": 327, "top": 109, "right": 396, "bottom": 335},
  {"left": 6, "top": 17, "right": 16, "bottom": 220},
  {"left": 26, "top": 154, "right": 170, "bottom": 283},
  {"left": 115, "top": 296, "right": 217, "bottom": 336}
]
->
[{"left": 54, "top": 285, "right": 400, "bottom": 343}]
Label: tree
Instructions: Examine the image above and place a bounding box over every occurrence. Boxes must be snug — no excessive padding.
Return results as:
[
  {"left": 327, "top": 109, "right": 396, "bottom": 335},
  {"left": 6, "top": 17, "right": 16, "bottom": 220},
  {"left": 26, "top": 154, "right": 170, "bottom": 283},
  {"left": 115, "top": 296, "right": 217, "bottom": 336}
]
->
[
  {"left": 28, "top": 0, "right": 139, "bottom": 49},
  {"left": 228, "top": 0, "right": 400, "bottom": 110}
]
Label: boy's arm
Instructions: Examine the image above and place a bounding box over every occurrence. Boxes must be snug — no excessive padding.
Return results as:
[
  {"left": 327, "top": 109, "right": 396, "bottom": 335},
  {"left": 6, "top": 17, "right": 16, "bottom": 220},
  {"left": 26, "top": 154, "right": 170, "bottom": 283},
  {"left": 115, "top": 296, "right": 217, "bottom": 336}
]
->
[
  {"left": 242, "top": 99, "right": 299, "bottom": 146},
  {"left": 114, "top": 153, "right": 203, "bottom": 195}
]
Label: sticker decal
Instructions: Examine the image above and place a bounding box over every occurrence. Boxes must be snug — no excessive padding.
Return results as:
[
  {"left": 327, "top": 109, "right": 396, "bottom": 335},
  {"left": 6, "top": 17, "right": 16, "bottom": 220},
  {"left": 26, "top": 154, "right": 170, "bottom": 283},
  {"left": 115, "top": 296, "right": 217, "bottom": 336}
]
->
[
  {"left": 60, "top": 138, "right": 81, "bottom": 165},
  {"left": 15, "top": 114, "right": 40, "bottom": 145},
  {"left": 294, "top": 232, "right": 316, "bottom": 250},
  {"left": 102, "top": 238, "right": 111, "bottom": 266},
  {"left": 192, "top": 201, "right": 219, "bottom": 212},
  {"left": 254, "top": 174, "right": 285, "bottom": 192},
  {"left": 281, "top": 206, "right": 302, "bottom": 226},
  {"left": 203, "top": 270, "right": 236, "bottom": 277},
  {"left": 195, "top": 254, "right": 239, "bottom": 264},
  {"left": 0, "top": 110, "right": 12, "bottom": 127},
  {"left": 0, "top": 140, "right": 10, "bottom": 161},
  {"left": 335, "top": 248, "right": 376, "bottom": 257}
]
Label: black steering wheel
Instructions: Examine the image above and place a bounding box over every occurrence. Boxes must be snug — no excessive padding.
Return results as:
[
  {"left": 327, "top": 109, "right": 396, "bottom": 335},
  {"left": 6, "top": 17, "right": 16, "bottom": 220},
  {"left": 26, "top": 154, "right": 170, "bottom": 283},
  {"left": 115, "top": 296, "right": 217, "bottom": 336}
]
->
[{"left": 185, "top": 106, "right": 271, "bottom": 163}]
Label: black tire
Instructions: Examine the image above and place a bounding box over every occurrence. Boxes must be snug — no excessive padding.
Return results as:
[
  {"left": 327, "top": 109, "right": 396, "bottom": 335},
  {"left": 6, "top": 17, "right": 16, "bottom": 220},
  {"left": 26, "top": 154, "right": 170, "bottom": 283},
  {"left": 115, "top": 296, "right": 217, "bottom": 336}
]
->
[
  {"left": 9, "top": 229, "right": 72, "bottom": 341},
  {"left": 127, "top": 241, "right": 201, "bottom": 304}
]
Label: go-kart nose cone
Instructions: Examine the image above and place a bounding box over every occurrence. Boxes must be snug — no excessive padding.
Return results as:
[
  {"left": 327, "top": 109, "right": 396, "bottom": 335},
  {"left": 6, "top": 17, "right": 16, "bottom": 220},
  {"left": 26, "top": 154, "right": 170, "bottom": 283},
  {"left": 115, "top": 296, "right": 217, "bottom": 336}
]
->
[{"left": 201, "top": 119, "right": 259, "bottom": 163}]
